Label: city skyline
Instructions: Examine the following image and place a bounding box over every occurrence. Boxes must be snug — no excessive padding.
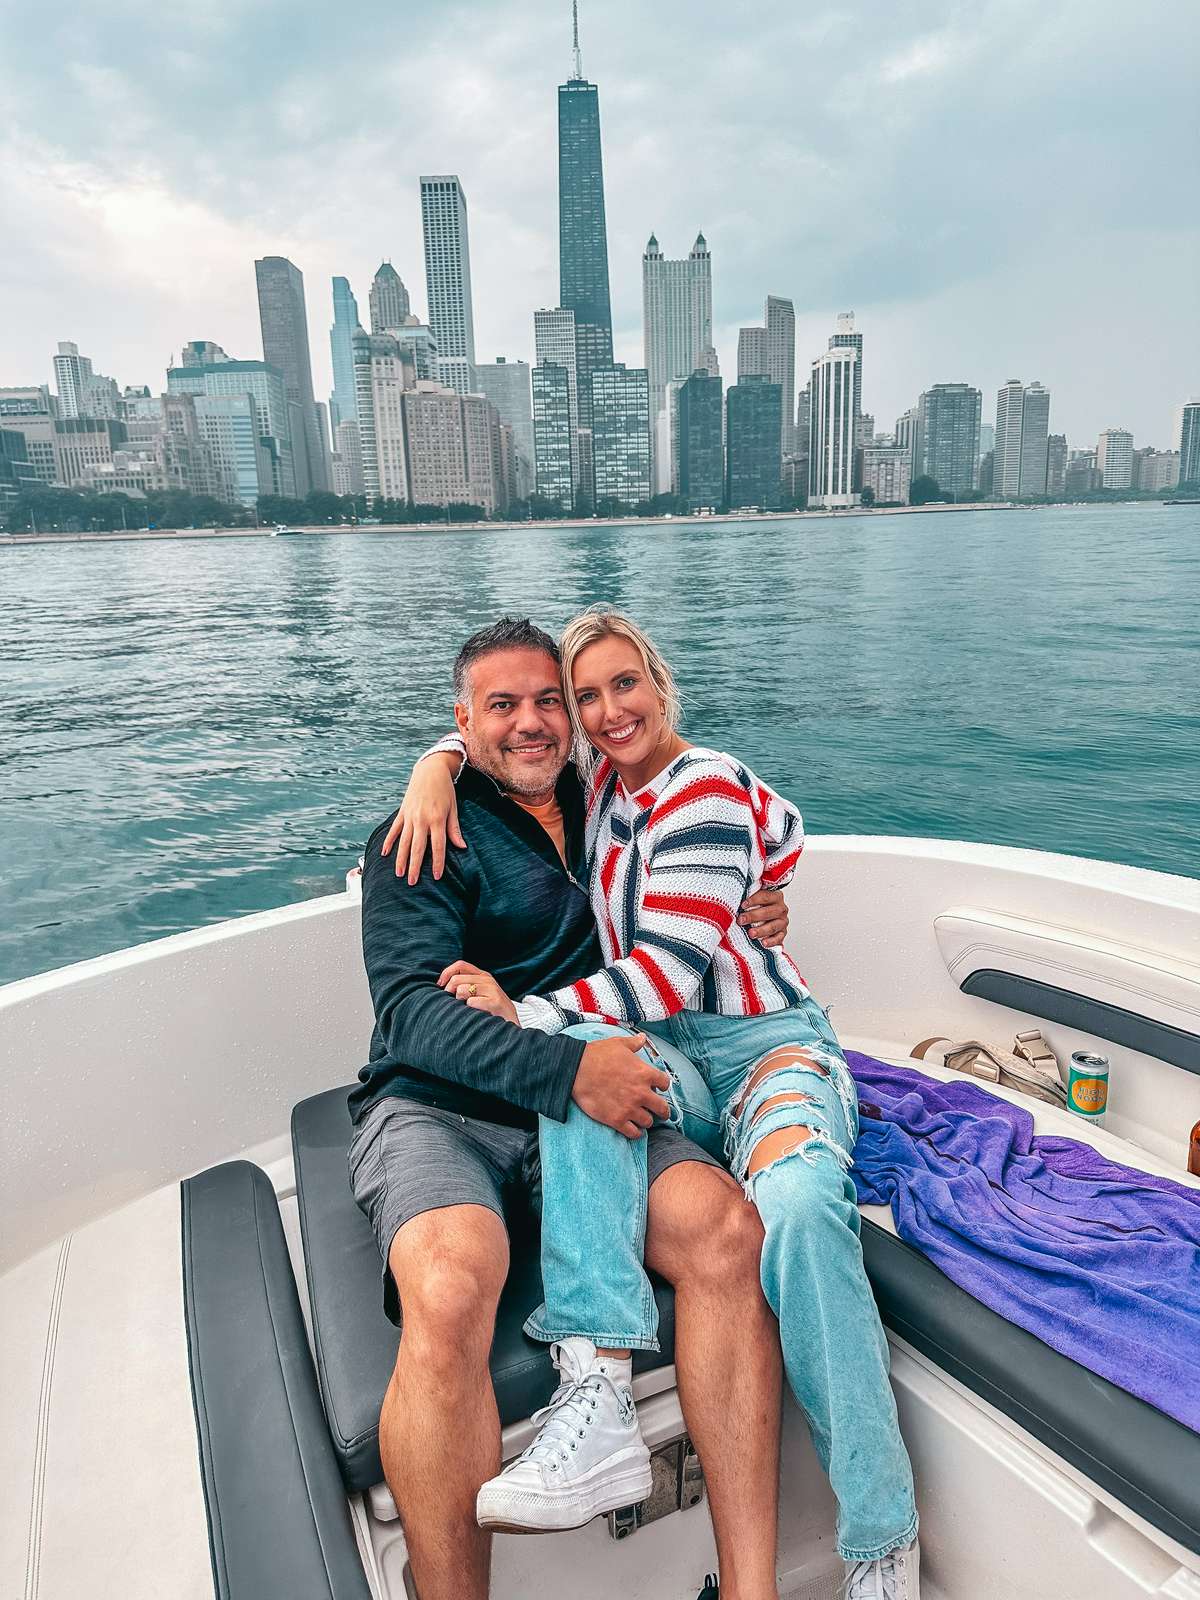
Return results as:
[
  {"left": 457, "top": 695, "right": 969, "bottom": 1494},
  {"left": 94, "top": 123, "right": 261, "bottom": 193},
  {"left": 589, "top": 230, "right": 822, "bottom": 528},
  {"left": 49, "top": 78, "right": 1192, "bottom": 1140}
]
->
[{"left": 2, "top": 1, "right": 1195, "bottom": 449}]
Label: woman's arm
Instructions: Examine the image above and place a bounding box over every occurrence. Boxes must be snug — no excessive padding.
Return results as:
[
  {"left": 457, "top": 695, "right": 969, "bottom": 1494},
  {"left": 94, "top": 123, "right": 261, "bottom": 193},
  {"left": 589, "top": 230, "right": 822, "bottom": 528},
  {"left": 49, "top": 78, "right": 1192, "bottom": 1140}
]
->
[
  {"left": 380, "top": 733, "right": 466, "bottom": 883},
  {"left": 518, "top": 756, "right": 800, "bottom": 1033}
]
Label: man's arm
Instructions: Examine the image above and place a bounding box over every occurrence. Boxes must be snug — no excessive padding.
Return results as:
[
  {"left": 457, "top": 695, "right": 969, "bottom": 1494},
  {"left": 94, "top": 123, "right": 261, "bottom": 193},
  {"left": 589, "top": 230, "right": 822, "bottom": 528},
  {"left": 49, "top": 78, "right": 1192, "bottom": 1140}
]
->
[{"left": 361, "top": 823, "right": 583, "bottom": 1121}]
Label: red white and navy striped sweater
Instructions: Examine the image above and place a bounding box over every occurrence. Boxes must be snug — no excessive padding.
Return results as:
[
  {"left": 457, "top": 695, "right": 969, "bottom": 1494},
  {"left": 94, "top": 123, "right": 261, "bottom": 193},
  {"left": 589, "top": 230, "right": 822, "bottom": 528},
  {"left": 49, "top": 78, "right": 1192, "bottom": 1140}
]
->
[
  {"left": 519, "top": 746, "right": 807, "bottom": 1033},
  {"left": 425, "top": 737, "right": 808, "bottom": 1033}
]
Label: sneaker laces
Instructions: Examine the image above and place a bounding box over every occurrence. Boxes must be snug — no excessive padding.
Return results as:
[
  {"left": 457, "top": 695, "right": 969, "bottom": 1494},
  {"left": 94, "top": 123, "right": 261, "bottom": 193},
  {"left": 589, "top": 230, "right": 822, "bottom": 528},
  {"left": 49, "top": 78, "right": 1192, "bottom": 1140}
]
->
[
  {"left": 845, "top": 1549, "right": 902, "bottom": 1600},
  {"left": 508, "top": 1348, "right": 632, "bottom": 1475}
]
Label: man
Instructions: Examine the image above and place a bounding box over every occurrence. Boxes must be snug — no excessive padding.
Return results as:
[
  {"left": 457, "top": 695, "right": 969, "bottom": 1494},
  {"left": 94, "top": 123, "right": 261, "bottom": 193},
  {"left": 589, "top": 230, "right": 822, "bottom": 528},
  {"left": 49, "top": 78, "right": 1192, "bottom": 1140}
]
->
[{"left": 350, "top": 617, "right": 787, "bottom": 1600}]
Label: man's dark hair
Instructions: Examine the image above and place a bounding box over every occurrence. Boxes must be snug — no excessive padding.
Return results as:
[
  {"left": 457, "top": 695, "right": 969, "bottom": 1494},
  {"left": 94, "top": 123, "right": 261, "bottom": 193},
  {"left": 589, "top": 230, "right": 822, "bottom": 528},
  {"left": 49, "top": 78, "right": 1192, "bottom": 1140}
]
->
[{"left": 452, "top": 616, "right": 561, "bottom": 702}]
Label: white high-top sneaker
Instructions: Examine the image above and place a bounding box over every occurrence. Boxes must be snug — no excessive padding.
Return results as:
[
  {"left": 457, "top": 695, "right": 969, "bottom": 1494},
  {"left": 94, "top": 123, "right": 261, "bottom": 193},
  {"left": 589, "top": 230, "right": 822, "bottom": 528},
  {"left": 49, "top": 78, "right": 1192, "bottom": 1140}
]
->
[
  {"left": 845, "top": 1538, "right": 920, "bottom": 1600},
  {"left": 476, "top": 1337, "right": 653, "bottom": 1533}
]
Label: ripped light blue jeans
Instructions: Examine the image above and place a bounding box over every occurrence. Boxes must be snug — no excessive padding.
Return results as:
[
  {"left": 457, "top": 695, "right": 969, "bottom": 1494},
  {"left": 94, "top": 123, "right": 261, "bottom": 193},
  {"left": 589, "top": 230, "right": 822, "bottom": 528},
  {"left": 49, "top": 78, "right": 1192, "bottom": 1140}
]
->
[{"left": 525, "top": 999, "right": 917, "bottom": 1563}]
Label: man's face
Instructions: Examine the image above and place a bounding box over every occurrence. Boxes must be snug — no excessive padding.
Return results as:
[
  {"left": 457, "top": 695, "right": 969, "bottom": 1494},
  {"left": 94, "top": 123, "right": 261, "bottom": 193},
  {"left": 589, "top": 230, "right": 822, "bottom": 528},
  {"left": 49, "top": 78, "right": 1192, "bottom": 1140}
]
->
[{"left": 454, "top": 646, "right": 571, "bottom": 800}]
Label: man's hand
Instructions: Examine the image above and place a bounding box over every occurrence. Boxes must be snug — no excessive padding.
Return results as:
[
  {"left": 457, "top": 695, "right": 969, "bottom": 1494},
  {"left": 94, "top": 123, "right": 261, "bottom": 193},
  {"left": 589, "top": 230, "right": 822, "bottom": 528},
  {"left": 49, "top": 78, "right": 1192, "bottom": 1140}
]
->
[
  {"left": 572, "top": 1033, "right": 672, "bottom": 1139},
  {"left": 381, "top": 751, "right": 465, "bottom": 883},
  {"left": 737, "top": 886, "right": 789, "bottom": 948},
  {"left": 437, "top": 959, "right": 518, "bottom": 1025}
]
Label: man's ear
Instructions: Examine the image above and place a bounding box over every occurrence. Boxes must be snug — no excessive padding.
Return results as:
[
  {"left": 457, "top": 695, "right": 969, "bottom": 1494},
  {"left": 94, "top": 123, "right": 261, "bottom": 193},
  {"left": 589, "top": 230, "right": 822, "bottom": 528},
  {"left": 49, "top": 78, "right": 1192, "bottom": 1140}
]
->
[{"left": 453, "top": 701, "right": 471, "bottom": 739}]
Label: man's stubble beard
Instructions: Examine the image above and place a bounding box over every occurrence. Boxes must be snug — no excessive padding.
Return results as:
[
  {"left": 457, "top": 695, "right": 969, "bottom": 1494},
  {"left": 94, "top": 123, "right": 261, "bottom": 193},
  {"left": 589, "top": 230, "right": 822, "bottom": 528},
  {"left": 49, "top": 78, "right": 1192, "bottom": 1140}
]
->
[{"left": 462, "top": 727, "right": 567, "bottom": 799}]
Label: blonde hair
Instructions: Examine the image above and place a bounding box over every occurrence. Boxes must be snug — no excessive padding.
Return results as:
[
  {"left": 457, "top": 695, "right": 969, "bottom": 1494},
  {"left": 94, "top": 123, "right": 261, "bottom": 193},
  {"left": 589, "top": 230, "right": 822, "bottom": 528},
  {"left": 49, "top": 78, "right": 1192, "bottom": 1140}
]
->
[{"left": 558, "top": 606, "right": 683, "bottom": 754}]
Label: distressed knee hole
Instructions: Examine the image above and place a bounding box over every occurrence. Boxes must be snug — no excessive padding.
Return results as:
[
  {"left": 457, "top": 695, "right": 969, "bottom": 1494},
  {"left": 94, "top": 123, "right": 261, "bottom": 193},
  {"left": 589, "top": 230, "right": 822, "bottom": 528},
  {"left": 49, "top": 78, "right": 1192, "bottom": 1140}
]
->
[
  {"left": 733, "top": 1049, "right": 829, "bottom": 1117},
  {"left": 748, "top": 1090, "right": 817, "bottom": 1128},
  {"left": 746, "top": 1123, "right": 814, "bottom": 1178}
]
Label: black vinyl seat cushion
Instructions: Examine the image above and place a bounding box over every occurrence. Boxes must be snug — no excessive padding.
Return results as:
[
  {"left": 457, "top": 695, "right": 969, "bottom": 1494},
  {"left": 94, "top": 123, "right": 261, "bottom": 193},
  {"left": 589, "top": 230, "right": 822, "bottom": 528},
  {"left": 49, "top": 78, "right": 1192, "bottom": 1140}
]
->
[
  {"left": 293, "top": 1085, "right": 1200, "bottom": 1555},
  {"left": 291, "top": 1086, "right": 677, "bottom": 1495}
]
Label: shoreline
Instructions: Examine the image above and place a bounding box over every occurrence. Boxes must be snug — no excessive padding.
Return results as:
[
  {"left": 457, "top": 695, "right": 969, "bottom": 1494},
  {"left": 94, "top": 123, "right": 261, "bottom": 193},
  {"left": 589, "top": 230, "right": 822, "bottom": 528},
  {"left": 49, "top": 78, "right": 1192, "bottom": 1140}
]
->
[{"left": 0, "top": 497, "right": 1178, "bottom": 548}]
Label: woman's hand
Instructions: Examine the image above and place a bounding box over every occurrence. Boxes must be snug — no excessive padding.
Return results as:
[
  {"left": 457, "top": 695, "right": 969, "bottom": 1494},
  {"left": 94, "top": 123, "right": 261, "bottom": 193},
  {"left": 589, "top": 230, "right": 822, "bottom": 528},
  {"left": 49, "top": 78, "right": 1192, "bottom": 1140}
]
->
[
  {"left": 381, "top": 751, "right": 465, "bottom": 883},
  {"left": 737, "top": 886, "right": 790, "bottom": 948},
  {"left": 438, "top": 960, "right": 518, "bottom": 1025}
]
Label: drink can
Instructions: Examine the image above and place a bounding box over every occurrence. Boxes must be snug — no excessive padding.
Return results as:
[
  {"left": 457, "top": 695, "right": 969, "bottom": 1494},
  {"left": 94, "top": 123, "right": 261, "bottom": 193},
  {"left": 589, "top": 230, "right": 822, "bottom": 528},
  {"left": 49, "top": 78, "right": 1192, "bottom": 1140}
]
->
[{"left": 1067, "top": 1051, "right": 1109, "bottom": 1126}]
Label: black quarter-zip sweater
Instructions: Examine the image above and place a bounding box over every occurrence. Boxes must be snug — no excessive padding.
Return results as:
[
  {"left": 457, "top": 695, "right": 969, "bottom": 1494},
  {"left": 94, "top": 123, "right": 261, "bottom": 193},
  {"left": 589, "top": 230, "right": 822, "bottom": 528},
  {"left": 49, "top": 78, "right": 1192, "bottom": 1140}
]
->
[{"left": 349, "top": 760, "right": 598, "bottom": 1129}]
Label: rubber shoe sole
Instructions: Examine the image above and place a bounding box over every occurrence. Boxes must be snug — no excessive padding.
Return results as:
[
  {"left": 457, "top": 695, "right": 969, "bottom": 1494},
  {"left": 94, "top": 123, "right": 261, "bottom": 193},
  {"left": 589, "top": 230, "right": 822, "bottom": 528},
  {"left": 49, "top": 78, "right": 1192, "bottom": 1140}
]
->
[{"left": 476, "top": 1444, "right": 653, "bottom": 1534}]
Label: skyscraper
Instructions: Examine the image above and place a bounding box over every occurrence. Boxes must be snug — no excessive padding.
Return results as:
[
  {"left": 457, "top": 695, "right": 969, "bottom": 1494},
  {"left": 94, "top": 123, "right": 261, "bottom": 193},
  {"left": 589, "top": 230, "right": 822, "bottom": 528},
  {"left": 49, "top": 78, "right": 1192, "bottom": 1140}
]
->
[
  {"left": 532, "top": 362, "right": 575, "bottom": 509},
  {"left": 473, "top": 359, "right": 535, "bottom": 499},
  {"left": 255, "top": 256, "right": 327, "bottom": 494},
  {"left": 1018, "top": 382, "right": 1050, "bottom": 495},
  {"left": 558, "top": 14, "right": 613, "bottom": 430},
  {"left": 916, "top": 383, "right": 982, "bottom": 498},
  {"left": 368, "top": 262, "right": 411, "bottom": 335},
  {"left": 1046, "top": 434, "right": 1067, "bottom": 497},
  {"left": 677, "top": 370, "right": 724, "bottom": 511},
  {"left": 993, "top": 379, "right": 1025, "bottom": 499},
  {"left": 642, "top": 232, "right": 713, "bottom": 425},
  {"left": 737, "top": 326, "right": 768, "bottom": 380},
  {"left": 534, "top": 307, "right": 581, "bottom": 491},
  {"left": 329, "top": 277, "right": 359, "bottom": 433},
  {"left": 1179, "top": 401, "right": 1200, "bottom": 487},
  {"left": 52, "top": 342, "right": 119, "bottom": 420},
  {"left": 1096, "top": 429, "right": 1134, "bottom": 489},
  {"left": 808, "top": 346, "right": 859, "bottom": 509},
  {"left": 590, "top": 364, "right": 650, "bottom": 509},
  {"left": 765, "top": 296, "right": 796, "bottom": 454},
  {"left": 829, "top": 313, "right": 863, "bottom": 487},
  {"left": 726, "top": 375, "right": 782, "bottom": 510},
  {"left": 420, "top": 176, "right": 476, "bottom": 394},
  {"left": 351, "top": 329, "right": 411, "bottom": 506}
]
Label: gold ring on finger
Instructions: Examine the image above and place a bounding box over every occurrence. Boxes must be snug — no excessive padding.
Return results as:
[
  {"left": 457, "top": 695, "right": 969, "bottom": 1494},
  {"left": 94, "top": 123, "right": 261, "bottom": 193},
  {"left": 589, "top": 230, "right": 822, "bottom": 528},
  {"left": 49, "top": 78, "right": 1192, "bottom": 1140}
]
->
[{"left": 466, "top": 983, "right": 478, "bottom": 997}]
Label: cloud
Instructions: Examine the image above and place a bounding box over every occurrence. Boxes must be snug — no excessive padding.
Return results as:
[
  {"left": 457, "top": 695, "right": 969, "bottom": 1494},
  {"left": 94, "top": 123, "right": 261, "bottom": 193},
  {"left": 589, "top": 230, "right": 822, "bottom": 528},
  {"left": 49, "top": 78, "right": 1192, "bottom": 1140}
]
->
[{"left": 1, "top": 0, "right": 1196, "bottom": 448}]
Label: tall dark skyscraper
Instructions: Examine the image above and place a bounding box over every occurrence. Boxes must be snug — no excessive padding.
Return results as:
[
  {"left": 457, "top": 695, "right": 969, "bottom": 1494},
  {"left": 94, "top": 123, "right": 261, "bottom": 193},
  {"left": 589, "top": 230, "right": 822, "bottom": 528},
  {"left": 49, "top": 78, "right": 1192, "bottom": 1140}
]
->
[
  {"left": 558, "top": 5, "right": 613, "bottom": 431},
  {"left": 255, "top": 256, "right": 327, "bottom": 494}
]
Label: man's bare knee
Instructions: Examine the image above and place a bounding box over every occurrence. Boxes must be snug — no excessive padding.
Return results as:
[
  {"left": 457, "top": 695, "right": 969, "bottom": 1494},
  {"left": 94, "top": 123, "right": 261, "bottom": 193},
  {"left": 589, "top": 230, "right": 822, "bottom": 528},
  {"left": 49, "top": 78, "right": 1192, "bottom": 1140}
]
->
[
  {"left": 647, "top": 1162, "right": 762, "bottom": 1286},
  {"left": 390, "top": 1206, "right": 508, "bottom": 1362}
]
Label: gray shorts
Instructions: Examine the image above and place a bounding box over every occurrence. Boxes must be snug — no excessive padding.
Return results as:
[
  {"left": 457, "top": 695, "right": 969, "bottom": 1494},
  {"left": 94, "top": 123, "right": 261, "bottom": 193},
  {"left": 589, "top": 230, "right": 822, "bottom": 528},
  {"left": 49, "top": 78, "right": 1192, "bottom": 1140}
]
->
[{"left": 348, "top": 1095, "right": 720, "bottom": 1323}]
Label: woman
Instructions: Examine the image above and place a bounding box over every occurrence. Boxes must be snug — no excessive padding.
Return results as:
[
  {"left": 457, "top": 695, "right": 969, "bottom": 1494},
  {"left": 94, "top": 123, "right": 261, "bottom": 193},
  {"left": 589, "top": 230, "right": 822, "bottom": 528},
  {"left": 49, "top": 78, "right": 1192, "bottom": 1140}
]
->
[{"left": 390, "top": 607, "right": 919, "bottom": 1600}]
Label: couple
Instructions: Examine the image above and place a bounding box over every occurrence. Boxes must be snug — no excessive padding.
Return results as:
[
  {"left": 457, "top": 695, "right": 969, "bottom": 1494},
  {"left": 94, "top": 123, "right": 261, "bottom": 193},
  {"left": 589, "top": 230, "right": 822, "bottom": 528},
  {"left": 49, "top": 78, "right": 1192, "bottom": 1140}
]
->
[{"left": 349, "top": 609, "right": 918, "bottom": 1600}]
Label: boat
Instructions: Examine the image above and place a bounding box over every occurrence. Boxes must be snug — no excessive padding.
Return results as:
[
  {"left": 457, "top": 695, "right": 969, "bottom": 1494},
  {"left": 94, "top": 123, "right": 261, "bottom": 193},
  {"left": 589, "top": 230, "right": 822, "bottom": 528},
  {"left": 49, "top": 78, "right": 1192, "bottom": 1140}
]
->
[{"left": 3, "top": 835, "right": 1199, "bottom": 1599}]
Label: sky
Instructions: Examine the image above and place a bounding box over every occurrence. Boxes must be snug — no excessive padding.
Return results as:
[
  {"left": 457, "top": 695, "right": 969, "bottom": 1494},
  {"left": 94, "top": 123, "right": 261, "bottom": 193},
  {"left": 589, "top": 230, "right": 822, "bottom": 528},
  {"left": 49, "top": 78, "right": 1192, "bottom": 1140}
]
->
[{"left": 2, "top": 0, "right": 1197, "bottom": 449}]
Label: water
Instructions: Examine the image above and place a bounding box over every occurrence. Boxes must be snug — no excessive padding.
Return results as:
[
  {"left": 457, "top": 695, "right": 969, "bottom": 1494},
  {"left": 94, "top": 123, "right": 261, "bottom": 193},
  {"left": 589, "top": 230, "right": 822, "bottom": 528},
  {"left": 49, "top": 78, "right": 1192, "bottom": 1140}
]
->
[{"left": 1, "top": 504, "right": 1197, "bottom": 989}]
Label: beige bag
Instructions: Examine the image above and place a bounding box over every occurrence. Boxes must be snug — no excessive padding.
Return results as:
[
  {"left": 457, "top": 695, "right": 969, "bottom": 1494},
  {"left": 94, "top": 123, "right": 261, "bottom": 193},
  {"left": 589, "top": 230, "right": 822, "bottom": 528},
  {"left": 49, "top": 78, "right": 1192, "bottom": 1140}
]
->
[{"left": 912, "top": 1029, "right": 1066, "bottom": 1107}]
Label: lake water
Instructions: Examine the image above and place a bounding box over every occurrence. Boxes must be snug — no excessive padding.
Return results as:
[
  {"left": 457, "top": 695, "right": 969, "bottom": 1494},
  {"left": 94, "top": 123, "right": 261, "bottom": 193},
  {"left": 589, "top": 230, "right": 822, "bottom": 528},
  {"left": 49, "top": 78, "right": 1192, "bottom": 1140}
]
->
[{"left": 1, "top": 504, "right": 1197, "bottom": 989}]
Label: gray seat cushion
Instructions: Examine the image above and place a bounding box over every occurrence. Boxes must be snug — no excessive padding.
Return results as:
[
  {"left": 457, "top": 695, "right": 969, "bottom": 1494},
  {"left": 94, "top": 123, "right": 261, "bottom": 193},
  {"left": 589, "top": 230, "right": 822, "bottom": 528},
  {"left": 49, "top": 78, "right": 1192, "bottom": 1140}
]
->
[{"left": 291, "top": 1087, "right": 677, "bottom": 1495}]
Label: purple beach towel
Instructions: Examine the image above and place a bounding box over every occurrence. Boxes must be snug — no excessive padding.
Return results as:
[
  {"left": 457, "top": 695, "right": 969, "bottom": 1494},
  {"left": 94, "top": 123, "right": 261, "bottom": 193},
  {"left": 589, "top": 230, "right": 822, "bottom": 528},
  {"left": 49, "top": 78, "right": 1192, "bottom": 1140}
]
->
[{"left": 847, "top": 1052, "right": 1200, "bottom": 1434}]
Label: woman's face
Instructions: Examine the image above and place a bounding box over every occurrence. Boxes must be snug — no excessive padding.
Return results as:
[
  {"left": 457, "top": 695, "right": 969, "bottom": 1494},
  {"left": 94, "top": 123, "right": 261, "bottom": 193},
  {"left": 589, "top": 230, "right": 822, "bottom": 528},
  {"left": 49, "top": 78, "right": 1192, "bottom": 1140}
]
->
[{"left": 571, "top": 635, "right": 668, "bottom": 775}]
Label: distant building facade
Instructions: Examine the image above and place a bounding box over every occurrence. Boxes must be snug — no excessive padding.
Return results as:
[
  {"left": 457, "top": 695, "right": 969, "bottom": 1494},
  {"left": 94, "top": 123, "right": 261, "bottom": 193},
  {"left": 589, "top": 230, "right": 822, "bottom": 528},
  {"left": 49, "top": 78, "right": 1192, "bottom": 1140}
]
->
[
  {"left": 1046, "top": 434, "right": 1067, "bottom": 497},
  {"left": 52, "top": 342, "right": 119, "bottom": 420},
  {"left": 329, "top": 277, "right": 359, "bottom": 434},
  {"left": 726, "top": 375, "right": 782, "bottom": 510},
  {"left": 0, "top": 387, "right": 58, "bottom": 482},
  {"left": 765, "top": 296, "right": 796, "bottom": 454},
  {"left": 535, "top": 308, "right": 583, "bottom": 490},
  {"left": 1180, "top": 401, "right": 1200, "bottom": 487},
  {"left": 531, "top": 362, "right": 574, "bottom": 508},
  {"left": 642, "top": 232, "right": 712, "bottom": 425},
  {"left": 590, "top": 364, "right": 650, "bottom": 508},
  {"left": 403, "top": 388, "right": 503, "bottom": 513},
  {"left": 168, "top": 355, "right": 296, "bottom": 502},
  {"left": 558, "top": 72, "right": 614, "bottom": 431},
  {"left": 1096, "top": 429, "right": 1134, "bottom": 489},
  {"left": 473, "top": 359, "right": 535, "bottom": 500},
  {"left": 255, "top": 256, "right": 327, "bottom": 494},
  {"left": 368, "top": 263, "right": 411, "bottom": 335},
  {"left": 1132, "top": 448, "right": 1180, "bottom": 492},
  {"left": 420, "top": 176, "right": 476, "bottom": 395},
  {"left": 808, "top": 347, "right": 859, "bottom": 509},
  {"left": 677, "top": 370, "right": 723, "bottom": 511},
  {"left": 993, "top": 378, "right": 1051, "bottom": 498},
  {"left": 829, "top": 314, "right": 863, "bottom": 487},
  {"left": 737, "top": 326, "right": 768, "bottom": 380},
  {"left": 862, "top": 443, "right": 911, "bottom": 505},
  {"left": 916, "top": 383, "right": 981, "bottom": 498}
]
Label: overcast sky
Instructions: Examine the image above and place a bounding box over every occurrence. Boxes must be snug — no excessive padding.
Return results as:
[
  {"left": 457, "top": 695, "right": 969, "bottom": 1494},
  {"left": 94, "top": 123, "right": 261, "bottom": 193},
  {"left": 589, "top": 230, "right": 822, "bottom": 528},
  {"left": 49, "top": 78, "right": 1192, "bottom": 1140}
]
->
[{"left": 2, "top": 0, "right": 1197, "bottom": 448}]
